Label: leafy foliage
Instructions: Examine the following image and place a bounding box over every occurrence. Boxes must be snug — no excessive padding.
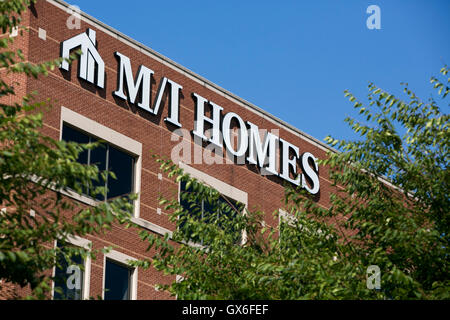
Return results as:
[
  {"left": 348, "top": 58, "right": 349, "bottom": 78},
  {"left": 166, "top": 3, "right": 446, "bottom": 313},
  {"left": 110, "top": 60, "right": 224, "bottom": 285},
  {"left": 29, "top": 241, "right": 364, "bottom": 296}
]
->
[
  {"left": 0, "top": 0, "right": 134, "bottom": 299},
  {"left": 136, "top": 68, "right": 449, "bottom": 300}
]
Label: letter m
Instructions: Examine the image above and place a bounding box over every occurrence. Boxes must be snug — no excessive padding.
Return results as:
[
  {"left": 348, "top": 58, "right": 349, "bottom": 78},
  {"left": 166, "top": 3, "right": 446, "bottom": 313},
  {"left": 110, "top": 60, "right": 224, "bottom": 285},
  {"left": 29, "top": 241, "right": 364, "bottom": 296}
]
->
[
  {"left": 246, "top": 121, "right": 279, "bottom": 175},
  {"left": 113, "top": 52, "right": 154, "bottom": 112},
  {"left": 60, "top": 28, "right": 105, "bottom": 88}
]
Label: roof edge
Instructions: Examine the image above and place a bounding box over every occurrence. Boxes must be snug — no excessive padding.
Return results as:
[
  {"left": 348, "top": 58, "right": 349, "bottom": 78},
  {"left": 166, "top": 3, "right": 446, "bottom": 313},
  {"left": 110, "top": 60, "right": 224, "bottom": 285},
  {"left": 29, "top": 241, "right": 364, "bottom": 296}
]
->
[{"left": 48, "top": 0, "right": 338, "bottom": 154}]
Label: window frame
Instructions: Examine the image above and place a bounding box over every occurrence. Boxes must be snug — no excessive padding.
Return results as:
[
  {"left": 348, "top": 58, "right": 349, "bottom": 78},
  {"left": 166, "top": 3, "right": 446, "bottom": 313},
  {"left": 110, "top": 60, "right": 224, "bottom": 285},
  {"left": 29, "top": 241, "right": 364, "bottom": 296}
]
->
[
  {"left": 51, "top": 236, "right": 92, "bottom": 300},
  {"left": 102, "top": 250, "right": 138, "bottom": 300},
  {"left": 59, "top": 107, "right": 142, "bottom": 218},
  {"left": 177, "top": 162, "right": 248, "bottom": 245}
]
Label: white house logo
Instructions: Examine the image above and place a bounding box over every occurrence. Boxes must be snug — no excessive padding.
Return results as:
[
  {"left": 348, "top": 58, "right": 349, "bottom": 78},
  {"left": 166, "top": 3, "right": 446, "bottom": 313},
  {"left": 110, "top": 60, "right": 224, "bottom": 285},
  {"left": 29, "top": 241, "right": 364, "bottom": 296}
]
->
[
  {"left": 60, "top": 28, "right": 105, "bottom": 88},
  {"left": 58, "top": 29, "right": 321, "bottom": 195}
]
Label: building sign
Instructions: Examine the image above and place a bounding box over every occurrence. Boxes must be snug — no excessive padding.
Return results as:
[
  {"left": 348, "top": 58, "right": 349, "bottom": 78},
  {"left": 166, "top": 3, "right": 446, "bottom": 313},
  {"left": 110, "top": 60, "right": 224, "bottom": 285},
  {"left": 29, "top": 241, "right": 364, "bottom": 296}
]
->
[
  {"left": 60, "top": 29, "right": 320, "bottom": 194},
  {"left": 60, "top": 28, "right": 105, "bottom": 88}
]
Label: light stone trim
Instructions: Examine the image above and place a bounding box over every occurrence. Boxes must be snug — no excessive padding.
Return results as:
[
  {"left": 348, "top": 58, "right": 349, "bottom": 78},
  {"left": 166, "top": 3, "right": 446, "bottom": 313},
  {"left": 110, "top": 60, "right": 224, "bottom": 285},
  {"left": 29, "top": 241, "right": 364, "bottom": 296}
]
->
[
  {"left": 131, "top": 217, "right": 172, "bottom": 239},
  {"left": 38, "top": 27, "right": 47, "bottom": 40},
  {"left": 179, "top": 162, "right": 248, "bottom": 207}
]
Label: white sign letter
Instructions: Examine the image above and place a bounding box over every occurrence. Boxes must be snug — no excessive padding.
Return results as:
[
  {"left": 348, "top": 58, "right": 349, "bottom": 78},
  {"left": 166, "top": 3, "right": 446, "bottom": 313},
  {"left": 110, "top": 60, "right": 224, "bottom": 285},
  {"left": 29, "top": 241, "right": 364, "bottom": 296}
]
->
[
  {"left": 279, "top": 138, "right": 300, "bottom": 186},
  {"left": 301, "top": 152, "right": 320, "bottom": 194},
  {"left": 192, "top": 93, "right": 223, "bottom": 147},
  {"left": 153, "top": 77, "right": 183, "bottom": 127},
  {"left": 246, "top": 121, "right": 278, "bottom": 176},
  {"left": 114, "top": 51, "right": 154, "bottom": 112},
  {"left": 222, "top": 112, "right": 248, "bottom": 158}
]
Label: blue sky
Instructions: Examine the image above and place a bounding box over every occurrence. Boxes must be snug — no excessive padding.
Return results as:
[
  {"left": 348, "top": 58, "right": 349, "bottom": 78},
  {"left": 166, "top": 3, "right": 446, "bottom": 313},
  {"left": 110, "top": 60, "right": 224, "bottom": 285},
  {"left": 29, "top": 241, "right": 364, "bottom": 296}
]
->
[{"left": 70, "top": 0, "right": 449, "bottom": 144}]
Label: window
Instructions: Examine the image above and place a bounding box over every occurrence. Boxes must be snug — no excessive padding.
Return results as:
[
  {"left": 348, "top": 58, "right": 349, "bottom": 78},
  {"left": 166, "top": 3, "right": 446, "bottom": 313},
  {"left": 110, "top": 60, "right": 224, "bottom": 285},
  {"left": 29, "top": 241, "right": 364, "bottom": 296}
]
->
[
  {"left": 62, "top": 124, "right": 135, "bottom": 201},
  {"left": 104, "top": 259, "right": 132, "bottom": 300},
  {"left": 103, "top": 250, "right": 137, "bottom": 300},
  {"left": 179, "top": 180, "right": 244, "bottom": 244},
  {"left": 60, "top": 107, "right": 142, "bottom": 218},
  {"left": 176, "top": 163, "right": 248, "bottom": 245},
  {"left": 53, "top": 242, "right": 85, "bottom": 300}
]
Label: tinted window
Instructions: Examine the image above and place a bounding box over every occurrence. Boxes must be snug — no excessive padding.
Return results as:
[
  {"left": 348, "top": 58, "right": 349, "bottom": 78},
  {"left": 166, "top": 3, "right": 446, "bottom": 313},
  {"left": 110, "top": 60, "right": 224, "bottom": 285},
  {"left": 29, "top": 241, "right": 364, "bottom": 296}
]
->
[
  {"left": 179, "top": 181, "right": 243, "bottom": 243},
  {"left": 53, "top": 243, "right": 84, "bottom": 300},
  {"left": 108, "top": 145, "right": 134, "bottom": 199},
  {"left": 104, "top": 259, "right": 131, "bottom": 300},
  {"left": 62, "top": 125, "right": 89, "bottom": 164},
  {"left": 90, "top": 140, "right": 107, "bottom": 201},
  {"left": 61, "top": 124, "right": 135, "bottom": 201}
]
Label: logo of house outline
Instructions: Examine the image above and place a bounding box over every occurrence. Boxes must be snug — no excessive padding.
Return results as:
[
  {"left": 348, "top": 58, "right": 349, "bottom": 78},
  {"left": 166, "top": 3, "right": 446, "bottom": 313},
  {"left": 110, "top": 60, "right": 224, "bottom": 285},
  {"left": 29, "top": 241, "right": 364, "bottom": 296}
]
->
[{"left": 60, "top": 28, "right": 105, "bottom": 88}]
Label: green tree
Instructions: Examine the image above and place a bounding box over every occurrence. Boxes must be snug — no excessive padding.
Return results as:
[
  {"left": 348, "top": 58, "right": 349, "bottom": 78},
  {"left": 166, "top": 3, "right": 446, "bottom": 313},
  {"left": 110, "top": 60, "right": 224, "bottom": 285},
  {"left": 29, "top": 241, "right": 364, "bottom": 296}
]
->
[
  {"left": 135, "top": 67, "right": 449, "bottom": 299},
  {"left": 0, "top": 0, "right": 134, "bottom": 299}
]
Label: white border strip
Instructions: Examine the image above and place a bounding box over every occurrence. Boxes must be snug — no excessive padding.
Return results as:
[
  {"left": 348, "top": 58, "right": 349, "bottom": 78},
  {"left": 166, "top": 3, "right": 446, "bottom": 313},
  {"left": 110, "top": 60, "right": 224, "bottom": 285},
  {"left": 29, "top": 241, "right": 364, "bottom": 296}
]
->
[{"left": 179, "top": 162, "right": 248, "bottom": 206}]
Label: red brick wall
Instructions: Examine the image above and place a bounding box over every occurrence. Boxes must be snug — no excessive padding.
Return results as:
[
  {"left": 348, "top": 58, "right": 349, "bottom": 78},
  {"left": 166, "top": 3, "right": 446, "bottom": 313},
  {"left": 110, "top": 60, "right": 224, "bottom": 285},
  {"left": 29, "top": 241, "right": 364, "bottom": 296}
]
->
[{"left": 1, "top": 0, "right": 340, "bottom": 300}]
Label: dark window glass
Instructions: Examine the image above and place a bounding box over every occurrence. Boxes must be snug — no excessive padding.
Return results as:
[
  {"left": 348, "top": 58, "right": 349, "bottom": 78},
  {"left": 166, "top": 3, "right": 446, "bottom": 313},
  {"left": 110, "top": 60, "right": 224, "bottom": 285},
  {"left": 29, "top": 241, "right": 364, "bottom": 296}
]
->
[
  {"left": 89, "top": 139, "right": 107, "bottom": 201},
  {"left": 53, "top": 243, "right": 84, "bottom": 300},
  {"left": 217, "top": 196, "right": 240, "bottom": 232},
  {"left": 61, "top": 125, "right": 89, "bottom": 164},
  {"left": 179, "top": 181, "right": 202, "bottom": 243},
  {"left": 108, "top": 145, "right": 134, "bottom": 199},
  {"left": 179, "top": 181, "right": 243, "bottom": 244},
  {"left": 202, "top": 196, "right": 217, "bottom": 224},
  {"left": 104, "top": 259, "right": 131, "bottom": 300},
  {"left": 179, "top": 181, "right": 191, "bottom": 214},
  {"left": 61, "top": 124, "right": 135, "bottom": 201}
]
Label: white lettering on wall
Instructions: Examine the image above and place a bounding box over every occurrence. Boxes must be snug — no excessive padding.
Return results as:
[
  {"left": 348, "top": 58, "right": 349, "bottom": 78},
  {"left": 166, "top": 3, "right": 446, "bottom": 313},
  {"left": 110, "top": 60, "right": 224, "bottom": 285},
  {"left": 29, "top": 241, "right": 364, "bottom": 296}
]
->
[
  {"left": 114, "top": 52, "right": 183, "bottom": 127},
  {"left": 279, "top": 138, "right": 300, "bottom": 186},
  {"left": 114, "top": 51, "right": 154, "bottom": 111},
  {"left": 59, "top": 30, "right": 321, "bottom": 194},
  {"left": 60, "top": 28, "right": 105, "bottom": 88},
  {"left": 222, "top": 112, "right": 248, "bottom": 158},
  {"left": 192, "top": 93, "right": 223, "bottom": 147},
  {"left": 301, "top": 152, "right": 320, "bottom": 194},
  {"left": 246, "top": 121, "right": 278, "bottom": 176}
]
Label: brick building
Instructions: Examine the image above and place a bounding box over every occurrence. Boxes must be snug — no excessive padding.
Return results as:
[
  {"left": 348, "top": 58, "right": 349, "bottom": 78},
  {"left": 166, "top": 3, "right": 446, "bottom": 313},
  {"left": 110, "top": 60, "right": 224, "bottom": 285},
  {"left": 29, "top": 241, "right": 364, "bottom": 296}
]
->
[{"left": 1, "top": 0, "right": 338, "bottom": 300}]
